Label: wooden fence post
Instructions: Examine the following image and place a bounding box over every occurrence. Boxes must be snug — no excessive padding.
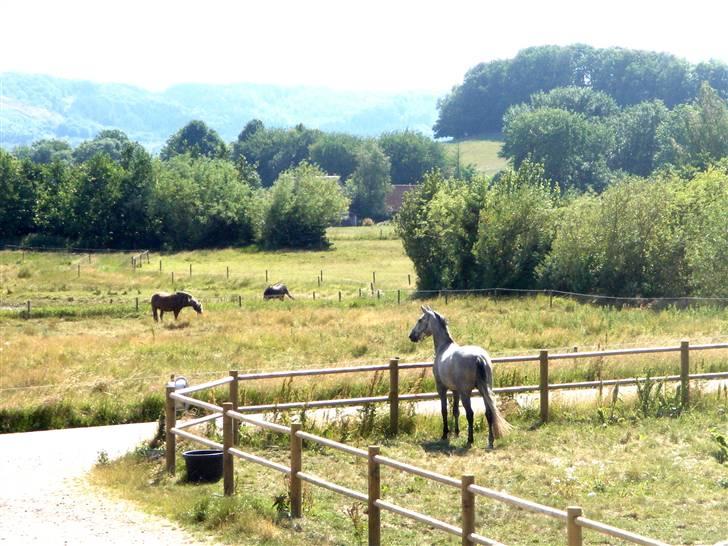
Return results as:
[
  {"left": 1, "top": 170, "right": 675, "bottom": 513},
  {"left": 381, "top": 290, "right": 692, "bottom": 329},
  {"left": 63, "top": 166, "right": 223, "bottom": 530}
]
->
[
  {"left": 567, "top": 506, "right": 583, "bottom": 546},
  {"left": 88, "top": 253, "right": 91, "bottom": 263},
  {"left": 189, "top": 263, "right": 192, "bottom": 277},
  {"left": 165, "top": 383, "right": 176, "bottom": 475},
  {"left": 368, "top": 446, "right": 381, "bottom": 546},
  {"left": 320, "top": 269, "right": 323, "bottom": 283},
  {"left": 238, "top": 295, "right": 242, "bottom": 307},
  {"left": 338, "top": 291, "right": 342, "bottom": 302},
  {"left": 26, "top": 300, "right": 30, "bottom": 318},
  {"left": 444, "top": 290, "right": 448, "bottom": 305},
  {"left": 461, "top": 474, "right": 475, "bottom": 546},
  {"left": 539, "top": 350, "right": 549, "bottom": 422},
  {"left": 135, "top": 297, "right": 139, "bottom": 312},
  {"left": 680, "top": 340, "right": 690, "bottom": 407},
  {"left": 408, "top": 274, "right": 411, "bottom": 286},
  {"left": 159, "top": 259, "right": 162, "bottom": 272},
  {"left": 389, "top": 357, "right": 400, "bottom": 435},
  {"left": 77, "top": 264, "right": 80, "bottom": 277},
  {"left": 265, "top": 269, "right": 268, "bottom": 283},
  {"left": 171, "top": 271, "right": 174, "bottom": 284},
  {"left": 223, "top": 402, "right": 234, "bottom": 496},
  {"left": 313, "top": 291, "right": 316, "bottom": 301},
  {"left": 290, "top": 423, "right": 302, "bottom": 518},
  {"left": 359, "top": 288, "right": 362, "bottom": 298},
  {"left": 226, "top": 266, "right": 229, "bottom": 279},
  {"left": 397, "top": 289, "right": 401, "bottom": 305},
  {"left": 372, "top": 271, "right": 376, "bottom": 285},
  {"left": 229, "top": 370, "right": 239, "bottom": 445},
  {"left": 549, "top": 290, "right": 553, "bottom": 308}
]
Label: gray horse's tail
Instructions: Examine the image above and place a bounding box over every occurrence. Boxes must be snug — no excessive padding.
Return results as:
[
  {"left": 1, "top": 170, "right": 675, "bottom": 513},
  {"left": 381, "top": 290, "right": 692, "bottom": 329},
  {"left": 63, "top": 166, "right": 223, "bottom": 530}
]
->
[{"left": 476, "top": 357, "right": 512, "bottom": 439}]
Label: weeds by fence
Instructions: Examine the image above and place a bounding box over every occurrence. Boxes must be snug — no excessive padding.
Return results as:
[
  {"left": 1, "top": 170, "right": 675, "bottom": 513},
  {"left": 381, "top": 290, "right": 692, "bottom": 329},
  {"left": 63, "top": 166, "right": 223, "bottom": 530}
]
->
[{"left": 164, "top": 341, "right": 728, "bottom": 545}]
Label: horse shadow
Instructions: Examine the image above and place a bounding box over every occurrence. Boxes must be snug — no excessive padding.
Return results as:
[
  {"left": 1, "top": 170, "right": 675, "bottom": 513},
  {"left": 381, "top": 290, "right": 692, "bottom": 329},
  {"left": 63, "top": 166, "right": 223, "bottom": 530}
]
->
[
  {"left": 163, "top": 321, "right": 191, "bottom": 330},
  {"left": 420, "top": 438, "right": 477, "bottom": 456}
]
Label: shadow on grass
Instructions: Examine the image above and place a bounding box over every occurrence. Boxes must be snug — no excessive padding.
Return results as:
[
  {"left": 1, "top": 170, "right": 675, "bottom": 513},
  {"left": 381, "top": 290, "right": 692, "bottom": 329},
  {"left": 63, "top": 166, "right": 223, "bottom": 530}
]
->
[
  {"left": 163, "top": 321, "right": 191, "bottom": 330},
  {"left": 420, "top": 438, "right": 474, "bottom": 456}
]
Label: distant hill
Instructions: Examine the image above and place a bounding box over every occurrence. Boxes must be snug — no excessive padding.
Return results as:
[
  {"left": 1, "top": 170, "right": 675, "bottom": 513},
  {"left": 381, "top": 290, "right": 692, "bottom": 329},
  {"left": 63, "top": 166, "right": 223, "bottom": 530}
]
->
[{"left": 0, "top": 73, "right": 440, "bottom": 150}]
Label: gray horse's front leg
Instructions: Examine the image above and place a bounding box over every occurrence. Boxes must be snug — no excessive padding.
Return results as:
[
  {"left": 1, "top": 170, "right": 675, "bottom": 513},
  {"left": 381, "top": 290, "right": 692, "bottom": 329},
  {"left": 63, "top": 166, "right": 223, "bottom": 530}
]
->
[
  {"left": 437, "top": 385, "right": 449, "bottom": 440},
  {"left": 461, "top": 394, "right": 475, "bottom": 445},
  {"left": 452, "top": 392, "right": 460, "bottom": 437}
]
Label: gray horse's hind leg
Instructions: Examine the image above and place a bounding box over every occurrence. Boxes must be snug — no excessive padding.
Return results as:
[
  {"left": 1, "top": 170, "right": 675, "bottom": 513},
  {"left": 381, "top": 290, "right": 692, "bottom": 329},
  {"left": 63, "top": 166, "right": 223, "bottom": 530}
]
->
[
  {"left": 484, "top": 403, "right": 495, "bottom": 449},
  {"left": 452, "top": 392, "right": 460, "bottom": 436},
  {"left": 437, "top": 384, "right": 449, "bottom": 440},
  {"left": 153, "top": 306, "right": 159, "bottom": 322},
  {"left": 461, "top": 393, "right": 475, "bottom": 445}
]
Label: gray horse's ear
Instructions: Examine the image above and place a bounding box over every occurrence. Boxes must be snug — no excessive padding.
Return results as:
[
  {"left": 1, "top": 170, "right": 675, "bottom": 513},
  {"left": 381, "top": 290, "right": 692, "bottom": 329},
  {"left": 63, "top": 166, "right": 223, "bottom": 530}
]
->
[{"left": 420, "top": 305, "right": 430, "bottom": 314}]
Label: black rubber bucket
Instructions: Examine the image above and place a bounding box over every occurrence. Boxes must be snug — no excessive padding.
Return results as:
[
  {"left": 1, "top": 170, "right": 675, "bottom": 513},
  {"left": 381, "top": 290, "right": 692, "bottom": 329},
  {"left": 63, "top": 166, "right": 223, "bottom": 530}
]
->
[{"left": 182, "top": 450, "right": 224, "bottom": 483}]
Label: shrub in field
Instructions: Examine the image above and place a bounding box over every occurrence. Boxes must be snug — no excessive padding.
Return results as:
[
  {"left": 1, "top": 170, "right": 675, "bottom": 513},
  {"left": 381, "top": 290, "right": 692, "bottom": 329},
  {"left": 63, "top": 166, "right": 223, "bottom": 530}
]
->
[
  {"left": 473, "top": 161, "right": 558, "bottom": 289},
  {"left": 262, "top": 163, "right": 350, "bottom": 249}
]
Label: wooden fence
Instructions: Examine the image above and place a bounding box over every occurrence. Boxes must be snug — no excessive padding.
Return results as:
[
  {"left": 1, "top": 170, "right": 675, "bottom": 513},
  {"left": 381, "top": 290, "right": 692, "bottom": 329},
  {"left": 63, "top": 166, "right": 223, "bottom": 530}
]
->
[{"left": 164, "top": 341, "right": 728, "bottom": 545}]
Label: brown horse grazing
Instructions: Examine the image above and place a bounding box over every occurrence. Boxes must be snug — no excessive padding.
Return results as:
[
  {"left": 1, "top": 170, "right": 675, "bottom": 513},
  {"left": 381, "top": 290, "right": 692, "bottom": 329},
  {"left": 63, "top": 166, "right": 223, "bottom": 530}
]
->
[
  {"left": 263, "top": 283, "right": 294, "bottom": 300},
  {"left": 151, "top": 291, "right": 203, "bottom": 321}
]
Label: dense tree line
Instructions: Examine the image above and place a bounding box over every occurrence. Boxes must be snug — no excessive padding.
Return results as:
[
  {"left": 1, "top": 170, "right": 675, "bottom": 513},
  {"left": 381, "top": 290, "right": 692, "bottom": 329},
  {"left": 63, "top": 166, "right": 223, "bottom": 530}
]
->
[
  {"left": 500, "top": 83, "right": 728, "bottom": 191},
  {"left": 435, "top": 45, "right": 728, "bottom": 138},
  {"left": 396, "top": 162, "right": 728, "bottom": 298},
  {"left": 2, "top": 122, "right": 453, "bottom": 249}
]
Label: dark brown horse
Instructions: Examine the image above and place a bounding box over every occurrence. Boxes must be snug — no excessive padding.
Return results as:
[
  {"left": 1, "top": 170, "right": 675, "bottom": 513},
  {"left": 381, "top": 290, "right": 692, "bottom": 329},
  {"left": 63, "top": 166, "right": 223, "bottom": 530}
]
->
[
  {"left": 263, "top": 283, "right": 294, "bottom": 300},
  {"left": 151, "top": 291, "right": 203, "bottom": 321}
]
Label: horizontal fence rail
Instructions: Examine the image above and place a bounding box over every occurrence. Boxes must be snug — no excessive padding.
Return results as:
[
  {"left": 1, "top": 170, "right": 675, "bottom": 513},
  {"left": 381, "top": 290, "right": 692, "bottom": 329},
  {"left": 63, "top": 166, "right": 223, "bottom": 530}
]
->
[{"left": 163, "top": 339, "right": 728, "bottom": 544}]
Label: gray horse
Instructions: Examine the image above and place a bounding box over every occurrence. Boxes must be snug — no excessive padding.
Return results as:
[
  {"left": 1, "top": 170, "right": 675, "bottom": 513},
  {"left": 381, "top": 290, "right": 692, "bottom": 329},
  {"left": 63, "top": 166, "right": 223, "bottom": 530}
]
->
[
  {"left": 151, "top": 291, "right": 203, "bottom": 321},
  {"left": 263, "top": 283, "right": 294, "bottom": 300},
  {"left": 409, "top": 305, "right": 511, "bottom": 449}
]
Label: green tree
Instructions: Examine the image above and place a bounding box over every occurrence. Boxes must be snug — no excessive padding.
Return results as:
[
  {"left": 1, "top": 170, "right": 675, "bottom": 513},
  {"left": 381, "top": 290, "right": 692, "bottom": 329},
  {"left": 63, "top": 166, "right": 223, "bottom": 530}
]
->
[
  {"left": 231, "top": 124, "right": 321, "bottom": 186},
  {"left": 472, "top": 161, "right": 558, "bottom": 289},
  {"left": 72, "top": 154, "right": 125, "bottom": 247},
  {"left": 72, "top": 129, "right": 132, "bottom": 163},
  {"left": 160, "top": 120, "right": 228, "bottom": 161},
  {"left": 34, "top": 160, "right": 79, "bottom": 239},
  {"left": 529, "top": 86, "right": 619, "bottom": 117},
  {"left": 262, "top": 163, "right": 349, "bottom": 249},
  {"left": 396, "top": 171, "right": 486, "bottom": 289},
  {"left": 309, "top": 133, "right": 362, "bottom": 180},
  {"left": 609, "top": 100, "right": 669, "bottom": 176},
  {"left": 14, "top": 139, "right": 73, "bottom": 164},
  {"left": 378, "top": 130, "right": 447, "bottom": 184},
  {"left": 345, "top": 141, "right": 392, "bottom": 220},
  {"left": 150, "top": 155, "right": 263, "bottom": 249},
  {"left": 0, "top": 151, "right": 37, "bottom": 239},
  {"left": 655, "top": 83, "right": 728, "bottom": 170},
  {"left": 501, "top": 107, "right": 613, "bottom": 191}
]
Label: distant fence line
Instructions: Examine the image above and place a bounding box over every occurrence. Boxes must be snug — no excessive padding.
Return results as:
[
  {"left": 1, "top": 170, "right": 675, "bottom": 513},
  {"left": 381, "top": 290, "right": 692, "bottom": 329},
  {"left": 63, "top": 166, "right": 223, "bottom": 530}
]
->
[
  {"left": 163, "top": 340, "right": 728, "bottom": 545},
  {"left": 3, "top": 287, "right": 728, "bottom": 318}
]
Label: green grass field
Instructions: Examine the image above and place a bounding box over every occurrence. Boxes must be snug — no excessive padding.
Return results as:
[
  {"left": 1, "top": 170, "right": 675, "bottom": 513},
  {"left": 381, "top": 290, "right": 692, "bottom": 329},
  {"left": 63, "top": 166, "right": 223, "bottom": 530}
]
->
[
  {"left": 1, "top": 226, "right": 727, "bottom": 432},
  {"left": 442, "top": 138, "right": 508, "bottom": 177},
  {"left": 3, "top": 226, "right": 728, "bottom": 544}
]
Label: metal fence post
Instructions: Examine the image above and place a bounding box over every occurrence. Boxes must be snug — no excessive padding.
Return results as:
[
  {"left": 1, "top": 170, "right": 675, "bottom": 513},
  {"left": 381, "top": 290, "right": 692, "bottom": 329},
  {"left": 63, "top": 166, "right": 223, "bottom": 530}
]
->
[
  {"left": 680, "top": 340, "right": 690, "bottom": 407},
  {"left": 567, "top": 506, "right": 583, "bottom": 546},
  {"left": 223, "top": 402, "right": 234, "bottom": 496},
  {"left": 165, "top": 383, "right": 176, "bottom": 475},
  {"left": 540, "top": 350, "right": 549, "bottom": 422},
  {"left": 389, "top": 357, "right": 400, "bottom": 435},
  {"left": 461, "top": 474, "right": 475, "bottom": 545},
  {"left": 290, "top": 423, "right": 302, "bottom": 518},
  {"left": 229, "top": 370, "right": 239, "bottom": 445},
  {"left": 368, "top": 446, "right": 381, "bottom": 546}
]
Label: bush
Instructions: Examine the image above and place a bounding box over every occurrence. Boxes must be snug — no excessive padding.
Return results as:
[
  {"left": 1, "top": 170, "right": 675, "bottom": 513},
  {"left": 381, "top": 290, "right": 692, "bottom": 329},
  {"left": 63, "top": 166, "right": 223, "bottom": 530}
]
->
[{"left": 262, "top": 163, "right": 350, "bottom": 249}]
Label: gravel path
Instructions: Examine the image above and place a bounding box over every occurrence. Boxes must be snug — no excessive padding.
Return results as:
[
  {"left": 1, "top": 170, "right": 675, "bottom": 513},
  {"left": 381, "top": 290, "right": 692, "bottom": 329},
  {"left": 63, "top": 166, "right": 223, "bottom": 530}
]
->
[{"left": 0, "top": 423, "right": 209, "bottom": 546}]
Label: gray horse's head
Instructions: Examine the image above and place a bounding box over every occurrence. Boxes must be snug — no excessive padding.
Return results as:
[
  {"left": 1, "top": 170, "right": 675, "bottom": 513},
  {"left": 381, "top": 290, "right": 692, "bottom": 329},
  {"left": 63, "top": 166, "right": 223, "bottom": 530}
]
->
[{"left": 409, "top": 305, "right": 444, "bottom": 342}]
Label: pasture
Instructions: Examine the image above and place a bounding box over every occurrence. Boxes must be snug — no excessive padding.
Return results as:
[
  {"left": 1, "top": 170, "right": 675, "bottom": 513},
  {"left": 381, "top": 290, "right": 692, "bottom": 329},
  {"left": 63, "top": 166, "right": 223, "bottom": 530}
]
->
[
  {"left": 2, "top": 226, "right": 728, "bottom": 544},
  {"left": 1, "top": 226, "right": 727, "bottom": 432},
  {"left": 441, "top": 138, "right": 508, "bottom": 177}
]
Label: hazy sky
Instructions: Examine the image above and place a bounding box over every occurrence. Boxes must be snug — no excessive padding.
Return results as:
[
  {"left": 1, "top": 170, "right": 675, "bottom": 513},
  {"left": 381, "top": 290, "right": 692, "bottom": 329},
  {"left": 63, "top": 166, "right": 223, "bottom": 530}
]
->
[{"left": 2, "top": 0, "right": 727, "bottom": 93}]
